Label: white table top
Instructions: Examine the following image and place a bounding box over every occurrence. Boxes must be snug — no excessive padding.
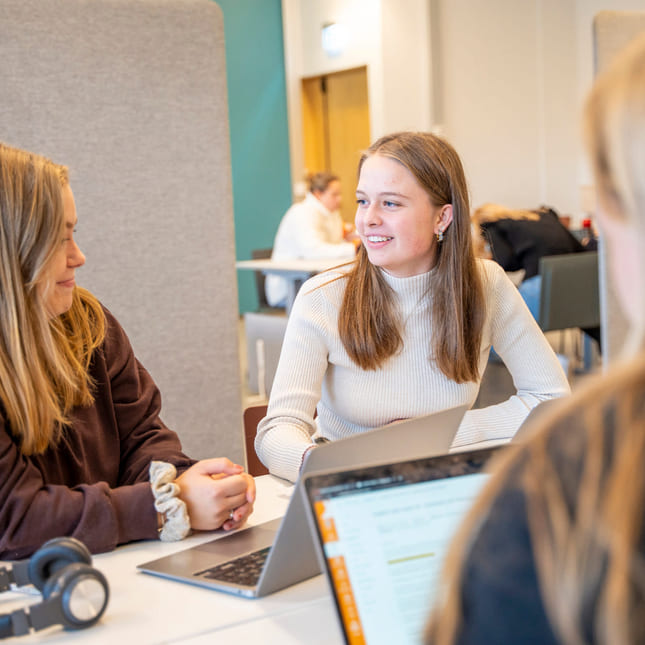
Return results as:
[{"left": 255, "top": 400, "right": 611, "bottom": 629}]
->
[
  {"left": 236, "top": 257, "right": 351, "bottom": 314},
  {"left": 235, "top": 258, "right": 348, "bottom": 275},
  {"left": 1, "top": 476, "right": 343, "bottom": 644}
]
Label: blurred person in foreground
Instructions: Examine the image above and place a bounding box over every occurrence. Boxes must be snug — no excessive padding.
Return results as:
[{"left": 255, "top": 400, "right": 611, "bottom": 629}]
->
[{"left": 426, "top": 32, "right": 645, "bottom": 645}]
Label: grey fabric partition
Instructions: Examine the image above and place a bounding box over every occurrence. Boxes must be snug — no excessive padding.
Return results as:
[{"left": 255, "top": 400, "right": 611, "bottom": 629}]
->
[
  {"left": 593, "top": 11, "right": 645, "bottom": 365},
  {"left": 0, "top": 0, "right": 243, "bottom": 462}
]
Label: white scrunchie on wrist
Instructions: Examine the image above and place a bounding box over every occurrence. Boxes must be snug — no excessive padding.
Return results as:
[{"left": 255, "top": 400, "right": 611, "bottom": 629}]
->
[{"left": 149, "top": 461, "right": 191, "bottom": 542}]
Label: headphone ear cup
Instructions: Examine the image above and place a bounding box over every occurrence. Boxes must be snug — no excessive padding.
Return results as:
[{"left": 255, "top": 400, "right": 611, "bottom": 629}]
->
[
  {"left": 28, "top": 537, "right": 92, "bottom": 591},
  {"left": 40, "top": 563, "right": 109, "bottom": 630}
]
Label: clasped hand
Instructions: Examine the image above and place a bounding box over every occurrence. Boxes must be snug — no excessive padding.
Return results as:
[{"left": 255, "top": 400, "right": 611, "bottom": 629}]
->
[{"left": 175, "top": 458, "right": 256, "bottom": 532}]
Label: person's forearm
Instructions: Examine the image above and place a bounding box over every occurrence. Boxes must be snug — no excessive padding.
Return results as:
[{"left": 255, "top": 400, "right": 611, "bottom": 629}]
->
[
  {"left": 255, "top": 420, "right": 314, "bottom": 482},
  {"left": 0, "top": 480, "right": 157, "bottom": 559}
]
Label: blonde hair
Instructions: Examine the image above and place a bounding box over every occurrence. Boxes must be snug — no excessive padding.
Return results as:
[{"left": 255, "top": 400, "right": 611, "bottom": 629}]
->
[
  {"left": 427, "top": 360, "right": 645, "bottom": 645},
  {"left": 338, "top": 132, "right": 485, "bottom": 383},
  {"left": 472, "top": 203, "right": 540, "bottom": 225},
  {"left": 0, "top": 143, "right": 105, "bottom": 455},
  {"left": 427, "top": 33, "right": 645, "bottom": 645},
  {"left": 471, "top": 203, "right": 540, "bottom": 259}
]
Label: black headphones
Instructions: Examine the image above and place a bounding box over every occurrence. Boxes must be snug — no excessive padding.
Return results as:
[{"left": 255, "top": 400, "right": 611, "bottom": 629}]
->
[{"left": 0, "top": 537, "right": 109, "bottom": 638}]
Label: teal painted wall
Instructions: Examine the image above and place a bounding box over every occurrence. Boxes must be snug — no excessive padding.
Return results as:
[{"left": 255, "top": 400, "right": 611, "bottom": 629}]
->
[{"left": 216, "top": 0, "right": 292, "bottom": 313}]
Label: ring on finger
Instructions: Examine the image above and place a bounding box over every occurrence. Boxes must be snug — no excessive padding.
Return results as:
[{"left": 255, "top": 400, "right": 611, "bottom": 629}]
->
[{"left": 228, "top": 509, "right": 235, "bottom": 520}]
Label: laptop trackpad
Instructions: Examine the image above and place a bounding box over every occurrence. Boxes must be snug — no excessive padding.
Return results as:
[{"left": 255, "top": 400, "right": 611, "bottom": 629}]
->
[
  {"left": 192, "top": 522, "right": 278, "bottom": 560},
  {"left": 138, "top": 518, "right": 281, "bottom": 578}
]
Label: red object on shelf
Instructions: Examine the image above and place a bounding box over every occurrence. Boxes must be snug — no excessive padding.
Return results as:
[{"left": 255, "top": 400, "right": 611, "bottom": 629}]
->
[{"left": 581, "top": 218, "right": 596, "bottom": 248}]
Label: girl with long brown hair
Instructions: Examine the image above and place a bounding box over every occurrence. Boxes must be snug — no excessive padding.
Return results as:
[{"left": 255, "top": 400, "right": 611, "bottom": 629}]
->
[
  {"left": 256, "top": 132, "right": 569, "bottom": 482},
  {"left": 0, "top": 143, "right": 255, "bottom": 559},
  {"left": 426, "top": 33, "right": 645, "bottom": 645}
]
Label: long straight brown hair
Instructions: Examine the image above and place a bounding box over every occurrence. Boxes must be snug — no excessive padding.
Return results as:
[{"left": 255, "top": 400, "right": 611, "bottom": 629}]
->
[
  {"left": 0, "top": 143, "right": 105, "bottom": 455},
  {"left": 338, "top": 132, "right": 485, "bottom": 383}
]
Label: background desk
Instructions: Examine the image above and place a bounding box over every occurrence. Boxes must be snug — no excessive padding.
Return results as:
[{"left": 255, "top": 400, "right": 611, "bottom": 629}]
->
[
  {"left": 1, "top": 476, "right": 342, "bottom": 644},
  {"left": 236, "top": 258, "right": 346, "bottom": 314}
]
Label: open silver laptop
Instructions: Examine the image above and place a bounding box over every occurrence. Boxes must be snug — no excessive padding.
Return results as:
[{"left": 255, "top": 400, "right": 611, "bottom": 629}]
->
[
  {"left": 302, "top": 447, "right": 501, "bottom": 644},
  {"left": 137, "top": 404, "right": 468, "bottom": 598}
]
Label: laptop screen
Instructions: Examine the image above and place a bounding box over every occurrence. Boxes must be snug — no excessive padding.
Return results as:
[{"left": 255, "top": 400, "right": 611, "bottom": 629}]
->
[{"left": 303, "top": 448, "right": 499, "bottom": 645}]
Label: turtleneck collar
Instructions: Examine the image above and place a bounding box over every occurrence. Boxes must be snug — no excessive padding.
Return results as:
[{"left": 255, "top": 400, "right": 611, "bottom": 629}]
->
[{"left": 378, "top": 267, "right": 435, "bottom": 311}]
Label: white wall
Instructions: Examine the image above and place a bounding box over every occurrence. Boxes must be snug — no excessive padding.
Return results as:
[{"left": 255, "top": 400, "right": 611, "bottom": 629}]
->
[
  {"left": 380, "top": 0, "right": 433, "bottom": 134},
  {"left": 435, "top": 0, "right": 579, "bottom": 217},
  {"left": 574, "top": 0, "right": 645, "bottom": 191},
  {"left": 283, "top": 0, "right": 645, "bottom": 223},
  {"left": 282, "top": 0, "right": 380, "bottom": 200},
  {"left": 282, "top": 0, "right": 433, "bottom": 198}
]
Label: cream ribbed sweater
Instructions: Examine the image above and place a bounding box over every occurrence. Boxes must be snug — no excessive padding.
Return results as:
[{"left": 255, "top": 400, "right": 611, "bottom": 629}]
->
[{"left": 255, "top": 259, "right": 570, "bottom": 482}]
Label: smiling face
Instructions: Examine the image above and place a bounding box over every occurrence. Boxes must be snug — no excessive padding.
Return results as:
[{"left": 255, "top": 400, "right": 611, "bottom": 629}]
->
[
  {"left": 355, "top": 154, "right": 452, "bottom": 277},
  {"left": 41, "top": 183, "right": 86, "bottom": 317}
]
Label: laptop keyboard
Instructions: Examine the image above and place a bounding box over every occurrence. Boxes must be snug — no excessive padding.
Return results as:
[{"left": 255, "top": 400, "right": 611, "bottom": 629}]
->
[{"left": 198, "top": 546, "right": 271, "bottom": 587}]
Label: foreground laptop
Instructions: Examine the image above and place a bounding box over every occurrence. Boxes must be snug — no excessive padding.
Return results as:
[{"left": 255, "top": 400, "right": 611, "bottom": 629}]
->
[
  {"left": 137, "top": 404, "right": 468, "bottom": 598},
  {"left": 302, "top": 447, "right": 501, "bottom": 644}
]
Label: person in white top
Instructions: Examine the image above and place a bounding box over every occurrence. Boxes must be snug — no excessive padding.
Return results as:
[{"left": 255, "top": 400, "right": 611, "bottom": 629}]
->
[
  {"left": 265, "top": 172, "right": 357, "bottom": 307},
  {"left": 256, "top": 132, "right": 570, "bottom": 482}
]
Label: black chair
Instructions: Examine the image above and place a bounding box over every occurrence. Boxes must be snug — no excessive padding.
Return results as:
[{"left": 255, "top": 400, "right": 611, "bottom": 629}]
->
[
  {"left": 251, "top": 248, "right": 284, "bottom": 312},
  {"left": 539, "top": 251, "right": 601, "bottom": 370}
]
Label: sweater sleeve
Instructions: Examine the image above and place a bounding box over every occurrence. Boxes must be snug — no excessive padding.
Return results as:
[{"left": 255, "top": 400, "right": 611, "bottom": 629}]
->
[
  {"left": 0, "top": 438, "right": 159, "bottom": 560},
  {"left": 255, "top": 278, "right": 333, "bottom": 482},
  {"left": 0, "top": 307, "right": 195, "bottom": 559},
  {"left": 454, "top": 261, "right": 570, "bottom": 447}
]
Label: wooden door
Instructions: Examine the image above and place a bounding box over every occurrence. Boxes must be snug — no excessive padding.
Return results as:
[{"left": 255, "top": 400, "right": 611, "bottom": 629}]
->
[{"left": 301, "top": 66, "right": 371, "bottom": 223}]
